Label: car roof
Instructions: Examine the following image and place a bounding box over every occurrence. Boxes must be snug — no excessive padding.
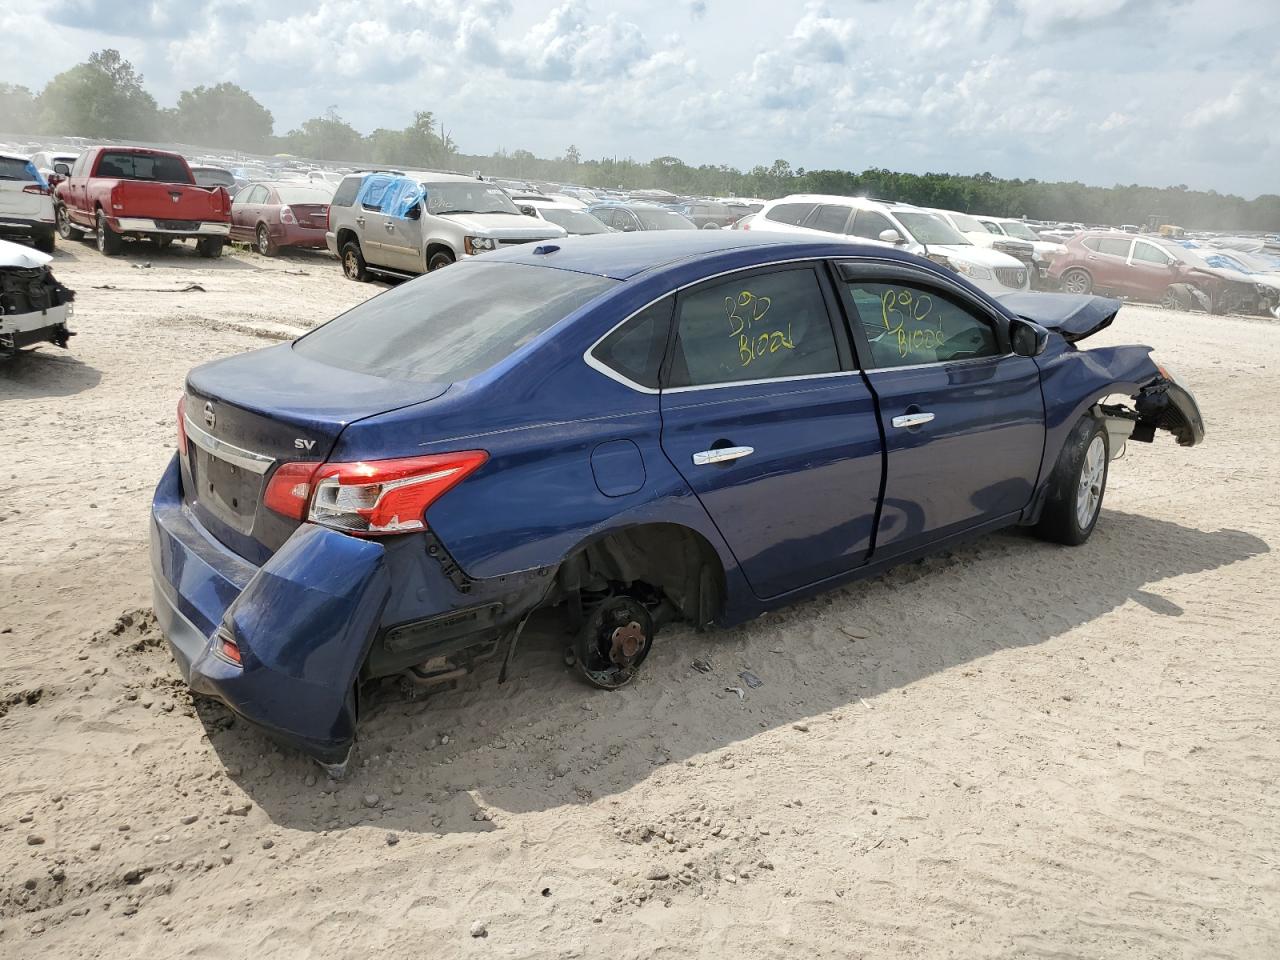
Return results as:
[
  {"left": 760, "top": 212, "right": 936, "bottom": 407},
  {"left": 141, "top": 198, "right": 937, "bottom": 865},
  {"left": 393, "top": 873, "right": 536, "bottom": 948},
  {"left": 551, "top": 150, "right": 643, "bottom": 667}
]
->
[{"left": 483, "top": 230, "right": 908, "bottom": 281}]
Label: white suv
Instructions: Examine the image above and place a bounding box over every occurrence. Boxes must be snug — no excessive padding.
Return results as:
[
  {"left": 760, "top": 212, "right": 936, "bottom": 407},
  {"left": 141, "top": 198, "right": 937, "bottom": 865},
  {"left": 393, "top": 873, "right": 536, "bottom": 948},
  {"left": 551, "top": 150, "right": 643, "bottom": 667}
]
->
[
  {"left": 751, "top": 194, "right": 1030, "bottom": 294},
  {"left": 0, "top": 153, "right": 57, "bottom": 253}
]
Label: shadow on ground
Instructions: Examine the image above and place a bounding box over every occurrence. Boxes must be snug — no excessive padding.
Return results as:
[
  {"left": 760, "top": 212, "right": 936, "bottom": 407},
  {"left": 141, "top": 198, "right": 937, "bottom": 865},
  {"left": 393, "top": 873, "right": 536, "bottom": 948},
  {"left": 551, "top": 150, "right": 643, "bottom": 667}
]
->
[
  {"left": 194, "top": 510, "right": 1268, "bottom": 834},
  {"left": 0, "top": 348, "right": 101, "bottom": 398}
]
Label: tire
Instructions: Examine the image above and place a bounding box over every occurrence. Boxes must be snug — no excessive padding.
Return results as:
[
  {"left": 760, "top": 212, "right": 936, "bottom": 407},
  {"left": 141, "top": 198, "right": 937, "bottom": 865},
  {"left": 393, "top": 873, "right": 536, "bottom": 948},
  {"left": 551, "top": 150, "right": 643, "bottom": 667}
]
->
[
  {"left": 55, "top": 204, "right": 79, "bottom": 240},
  {"left": 341, "top": 241, "right": 369, "bottom": 281},
  {"left": 1060, "top": 268, "right": 1092, "bottom": 295},
  {"left": 427, "top": 250, "right": 454, "bottom": 271},
  {"left": 33, "top": 229, "right": 55, "bottom": 254},
  {"left": 96, "top": 210, "right": 122, "bottom": 256},
  {"left": 154, "top": 236, "right": 173, "bottom": 251},
  {"left": 256, "top": 224, "right": 277, "bottom": 257},
  {"left": 196, "top": 237, "right": 225, "bottom": 259},
  {"left": 1033, "top": 416, "right": 1109, "bottom": 546}
]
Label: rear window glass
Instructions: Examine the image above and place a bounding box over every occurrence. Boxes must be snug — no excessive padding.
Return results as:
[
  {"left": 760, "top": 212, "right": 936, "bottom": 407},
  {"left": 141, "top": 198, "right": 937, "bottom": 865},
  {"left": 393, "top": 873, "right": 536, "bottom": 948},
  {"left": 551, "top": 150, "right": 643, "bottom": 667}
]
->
[
  {"left": 276, "top": 185, "right": 333, "bottom": 204},
  {"left": 96, "top": 152, "right": 191, "bottom": 183},
  {"left": 0, "top": 157, "right": 39, "bottom": 182},
  {"left": 192, "top": 168, "right": 235, "bottom": 187},
  {"left": 331, "top": 176, "right": 363, "bottom": 208},
  {"left": 294, "top": 262, "right": 616, "bottom": 383}
]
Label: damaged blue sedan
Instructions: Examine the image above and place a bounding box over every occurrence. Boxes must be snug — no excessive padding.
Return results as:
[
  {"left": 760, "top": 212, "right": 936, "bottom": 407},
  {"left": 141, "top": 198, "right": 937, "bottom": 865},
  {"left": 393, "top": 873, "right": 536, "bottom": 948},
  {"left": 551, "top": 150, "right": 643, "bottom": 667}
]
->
[{"left": 149, "top": 232, "right": 1203, "bottom": 772}]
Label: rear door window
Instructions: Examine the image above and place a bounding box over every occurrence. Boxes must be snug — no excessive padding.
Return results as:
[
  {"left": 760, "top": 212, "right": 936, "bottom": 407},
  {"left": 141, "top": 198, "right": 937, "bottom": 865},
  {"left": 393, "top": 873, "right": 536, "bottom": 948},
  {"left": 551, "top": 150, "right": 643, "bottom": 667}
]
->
[
  {"left": 808, "top": 204, "right": 853, "bottom": 234},
  {"left": 667, "top": 267, "right": 841, "bottom": 388},
  {"left": 764, "top": 202, "right": 818, "bottom": 226},
  {"left": 294, "top": 262, "right": 616, "bottom": 383},
  {"left": 1097, "top": 237, "right": 1132, "bottom": 257}
]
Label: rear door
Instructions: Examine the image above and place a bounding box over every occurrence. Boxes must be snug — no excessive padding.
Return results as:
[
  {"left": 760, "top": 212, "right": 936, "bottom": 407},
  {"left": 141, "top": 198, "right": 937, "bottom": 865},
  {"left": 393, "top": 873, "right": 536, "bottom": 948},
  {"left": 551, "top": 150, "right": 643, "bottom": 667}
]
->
[
  {"left": 837, "top": 263, "right": 1045, "bottom": 558},
  {"left": 658, "top": 263, "right": 883, "bottom": 598},
  {"left": 1087, "top": 235, "right": 1134, "bottom": 293}
]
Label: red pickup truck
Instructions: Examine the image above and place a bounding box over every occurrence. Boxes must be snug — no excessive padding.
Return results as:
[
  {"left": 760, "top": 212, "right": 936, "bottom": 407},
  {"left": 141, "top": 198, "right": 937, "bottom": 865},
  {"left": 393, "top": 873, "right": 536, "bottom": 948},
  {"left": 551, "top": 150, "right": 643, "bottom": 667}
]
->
[{"left": 53, "top": 147, "right": 230, "bottom": 258}]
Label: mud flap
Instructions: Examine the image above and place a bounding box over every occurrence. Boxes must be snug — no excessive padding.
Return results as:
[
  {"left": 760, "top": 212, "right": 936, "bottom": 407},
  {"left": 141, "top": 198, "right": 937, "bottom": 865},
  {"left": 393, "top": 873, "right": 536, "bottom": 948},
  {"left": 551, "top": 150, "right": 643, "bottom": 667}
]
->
[{"left": 203, "top": 525, "right": 390, "bottom": 761}]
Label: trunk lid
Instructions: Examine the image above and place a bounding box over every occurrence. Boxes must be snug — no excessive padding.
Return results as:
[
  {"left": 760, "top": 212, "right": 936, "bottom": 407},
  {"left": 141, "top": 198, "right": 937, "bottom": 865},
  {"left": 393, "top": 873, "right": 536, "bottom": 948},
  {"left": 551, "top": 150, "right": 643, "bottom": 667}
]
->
[
  {"left": 182, "top": 343, "right": 447, "bottom": 561},
  {"left": 290, "top": 203, "right": 329, "bottom": 228}
]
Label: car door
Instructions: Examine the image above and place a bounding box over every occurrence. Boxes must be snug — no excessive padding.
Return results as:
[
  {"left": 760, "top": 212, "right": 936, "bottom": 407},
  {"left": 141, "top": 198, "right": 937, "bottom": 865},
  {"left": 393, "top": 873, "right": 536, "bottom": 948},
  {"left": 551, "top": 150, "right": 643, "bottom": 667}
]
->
[
  {"left": 1128, "top": 239, "right": 1177, "bottom": 300},
  {"left": 1086, "top": 235, "right": 1134, "bottom": 293},
  {"left": 846, "top": 208, "right": 897, "bottom": 247},
  {"left": 837, "top": 262, "right": 1045, "bottom": 558},
  {"left": 231, "top": 184, "right": 265, "bottom": 242},
  {"left": 658, "top": 263, "right": 883, "bottom": 599},
  {"left": 64, "top": 151, "right": 91, "bottom": 227},
  {"left": 379, "top": 180, "right": 425, "bottom": 272}
]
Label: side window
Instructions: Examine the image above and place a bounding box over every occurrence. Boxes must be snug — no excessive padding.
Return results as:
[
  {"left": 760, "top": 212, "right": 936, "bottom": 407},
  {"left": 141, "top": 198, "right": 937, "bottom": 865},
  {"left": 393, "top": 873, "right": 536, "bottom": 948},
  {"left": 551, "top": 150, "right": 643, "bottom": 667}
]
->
[
  {"left": 981, "top": 221, "right": 1003, "bottom": 234},
  {"left": 1082, "top": 236, "right": 1101, "bottom": 252},
  {"left": 589, "top": 298, "right": 673, "bottom": 390},
  {"left": 848, "top": 209, "right": 894, "bottom": 240},
  {"left": 807, "top": 204, "right": 853, "bottom": 234},
  {"left": 764, "top": 202, "right": 817, "bottom": 226},
  {"left": 668, "top": 268, "right": 841, "bottom": 388},
  {"left": 331, "top": 176, "right": 363, "bottom": 208},
  {"left": 244, "top": 185, "right": 267, "bottom": 204},
  {"left": 1132, "top": 242, "right": 1168, "bottom": 265},
  {"left": 71, "top": 153, "right": 88, "bottom": 178},
  {"left": 359, "top": 175, "right": 397, "bottom": 212},
  {"left": 845, "top": 280, "right": 1000, "bottom": 368},
  {"left": 1097, "top": 237, "right": 1132, "bottom": 258}
]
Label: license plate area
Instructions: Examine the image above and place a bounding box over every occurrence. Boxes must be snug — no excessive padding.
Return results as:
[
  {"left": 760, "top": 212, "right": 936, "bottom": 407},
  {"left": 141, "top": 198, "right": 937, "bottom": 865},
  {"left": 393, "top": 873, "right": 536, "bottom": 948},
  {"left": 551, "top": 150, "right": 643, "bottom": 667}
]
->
[{"left": 191, "top": 446, "right": 265, "bottom": 534}]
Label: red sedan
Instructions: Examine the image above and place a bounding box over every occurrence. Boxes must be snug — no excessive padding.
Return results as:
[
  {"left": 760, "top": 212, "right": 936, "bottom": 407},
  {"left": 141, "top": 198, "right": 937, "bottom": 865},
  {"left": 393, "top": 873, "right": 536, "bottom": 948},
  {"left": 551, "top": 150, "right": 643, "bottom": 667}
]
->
[{"left": 230, "top": 182, "right": 333, "bottom": 256}]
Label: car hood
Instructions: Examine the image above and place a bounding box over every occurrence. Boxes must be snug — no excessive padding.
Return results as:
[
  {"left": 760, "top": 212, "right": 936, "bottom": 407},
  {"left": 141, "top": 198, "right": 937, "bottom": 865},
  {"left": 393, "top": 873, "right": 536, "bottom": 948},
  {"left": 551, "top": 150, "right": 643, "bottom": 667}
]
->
[
  {"left": 441, "top": 212, "right": 567, "bottom": 238},
  {"left": 997, "top": 292, "right": 1121, "bottom": 343},
  {"left": 931, "top": 244, "right": 1022, "bottom": 268},
  {"left": 0, "top": 238, "right": 52, "bottom": 268}
]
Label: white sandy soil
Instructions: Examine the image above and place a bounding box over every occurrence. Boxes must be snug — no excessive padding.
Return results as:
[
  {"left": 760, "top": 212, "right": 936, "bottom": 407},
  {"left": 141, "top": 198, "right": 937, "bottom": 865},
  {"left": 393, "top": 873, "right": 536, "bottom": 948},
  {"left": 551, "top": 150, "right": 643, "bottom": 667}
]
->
[{"left": 1, "top": 237, "right": 1277, "bottom": 959}]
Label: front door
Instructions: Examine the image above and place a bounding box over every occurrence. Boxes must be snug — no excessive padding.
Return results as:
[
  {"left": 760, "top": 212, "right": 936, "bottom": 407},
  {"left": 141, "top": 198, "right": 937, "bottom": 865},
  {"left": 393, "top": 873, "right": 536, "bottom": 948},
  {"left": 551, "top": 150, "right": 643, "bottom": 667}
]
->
[
  {"left": 837, "top": 264, "right": 1046, "bottom": 558},
  {"left": 1128, "top": 239, "right": 1177, "bottom": 300},
  {"left": 658, "top": 264, "right": 884, "bottom": 599}
]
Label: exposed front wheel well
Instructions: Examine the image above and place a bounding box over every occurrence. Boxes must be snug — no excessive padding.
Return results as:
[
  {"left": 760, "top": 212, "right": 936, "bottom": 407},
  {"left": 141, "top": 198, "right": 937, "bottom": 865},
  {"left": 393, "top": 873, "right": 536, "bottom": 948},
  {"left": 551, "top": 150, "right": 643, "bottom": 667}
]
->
[{"left": 554, "top": 523, "right": 726, "bottom": 631}]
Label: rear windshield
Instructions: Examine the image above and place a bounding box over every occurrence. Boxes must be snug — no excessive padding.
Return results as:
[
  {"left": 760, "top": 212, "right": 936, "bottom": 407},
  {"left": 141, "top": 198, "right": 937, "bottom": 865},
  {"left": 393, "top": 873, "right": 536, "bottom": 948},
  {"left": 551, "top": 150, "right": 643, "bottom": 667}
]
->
[
  {"left": 192, "top": 168, "right": 235, "bottom": 187},
  {"left": 635, "top": 208, "right": 697, "bottom": 230},
  {"left": 96, "top": 151, "right": 192, "bottom": 183},
  {"left": 276, "top": 185, "right": 333, "bottom": 204},
  {"left": 0, "top": 157, "right": 39, "bottom": 182},
  {"left": 293, "top": 262, "right": 616, "bottom": 383},
  {"left": 541, "top": 207, "right": 609, "bottom": 234}
]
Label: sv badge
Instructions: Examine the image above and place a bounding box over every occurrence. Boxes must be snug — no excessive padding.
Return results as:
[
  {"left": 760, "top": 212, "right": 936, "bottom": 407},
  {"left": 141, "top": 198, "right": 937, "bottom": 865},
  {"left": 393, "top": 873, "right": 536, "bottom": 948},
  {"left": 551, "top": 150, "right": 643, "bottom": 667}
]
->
[{"left": 294, "top": 438, "right": 316, "bottom": 450}]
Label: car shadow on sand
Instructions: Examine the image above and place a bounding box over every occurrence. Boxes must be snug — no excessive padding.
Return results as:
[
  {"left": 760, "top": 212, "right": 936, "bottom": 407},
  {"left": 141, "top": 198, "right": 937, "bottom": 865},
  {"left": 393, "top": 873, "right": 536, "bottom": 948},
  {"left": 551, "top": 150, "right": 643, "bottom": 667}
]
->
[
  {"left": 194, "top": 510, "right": 1268, "bottom": 835},
  {"left": 0, "top": 347, "right": 101, "bottom": 398}
]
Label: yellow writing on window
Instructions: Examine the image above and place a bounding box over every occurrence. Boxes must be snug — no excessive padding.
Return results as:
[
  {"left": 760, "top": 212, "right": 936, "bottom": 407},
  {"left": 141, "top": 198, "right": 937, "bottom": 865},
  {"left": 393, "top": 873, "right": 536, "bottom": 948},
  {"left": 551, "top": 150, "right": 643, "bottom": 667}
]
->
[
  {"left": 725, "top": 289, "right": 794, "bottom": 368},
  {"left": 881, "top": 288, "right": 944, "bottom": 358}
]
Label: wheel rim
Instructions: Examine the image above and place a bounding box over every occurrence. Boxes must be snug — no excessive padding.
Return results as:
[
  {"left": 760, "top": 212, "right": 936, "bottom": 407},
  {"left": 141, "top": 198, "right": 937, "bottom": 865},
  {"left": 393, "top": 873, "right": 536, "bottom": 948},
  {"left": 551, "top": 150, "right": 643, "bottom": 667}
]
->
[
  {"left": 1161, "top": 289, "right": 1176, "bottom": 309},
  {"left": 429, "top": 255, "right": 451, "bottom": 271},
  {"left": 1075, "top": 435, "right": 1106, "bottom": 529},
  {"left": 1064, "top": 271, "right": 1088, "bottom": 294},
  {"left": 57, "top": 207, "right": 71, "bottom": 238},
  {"left": 96, "top": 216, "right": 105, "bottom": 252},
  {"left": 344, "top": 250, "right": 359, "bottom": 278}
]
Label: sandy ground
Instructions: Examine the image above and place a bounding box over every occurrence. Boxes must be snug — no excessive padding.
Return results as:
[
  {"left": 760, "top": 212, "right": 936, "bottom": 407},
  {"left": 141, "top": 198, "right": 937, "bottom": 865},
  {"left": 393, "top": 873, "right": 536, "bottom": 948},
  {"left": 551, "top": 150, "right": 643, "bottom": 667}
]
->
[{"left": 1, "top": 235, "right": 1277, "bottom": 960}]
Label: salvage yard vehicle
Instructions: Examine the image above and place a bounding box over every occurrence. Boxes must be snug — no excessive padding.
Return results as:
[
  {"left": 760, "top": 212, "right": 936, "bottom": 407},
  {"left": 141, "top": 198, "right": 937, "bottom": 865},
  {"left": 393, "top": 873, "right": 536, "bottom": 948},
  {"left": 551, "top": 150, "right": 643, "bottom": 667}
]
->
[
  {"left": 53, "top": 146, "right": 231, "bottom": 257},
  {"left": 326, "top": 171, "right": 565, "bottom": 280},
  {"left": 150, "top": 232, "right": 1204, "bottom": 771},
  {"left": 674, "top": 200, "right": 738, "bottom": 230},
  {"left": 514, "top": 196, "right": 613, "bottom": 235},
  {"left": 1050, "top": 231, "right": 1280, "bottom": 316},
  {"left": 0, "top": 238, "right": 74, "bottom": 359},
  {"left": 587, "top": 201, "right": 698, "bottom": 232},
  {"left": 753, "top": 195, "right": 1032, "bottom": 296},
  {"left": 230, "top": 181, "right": 333, "bottom": 255},
  {"left": 0, "top": 153, "right": 57, "bottom": 253}
]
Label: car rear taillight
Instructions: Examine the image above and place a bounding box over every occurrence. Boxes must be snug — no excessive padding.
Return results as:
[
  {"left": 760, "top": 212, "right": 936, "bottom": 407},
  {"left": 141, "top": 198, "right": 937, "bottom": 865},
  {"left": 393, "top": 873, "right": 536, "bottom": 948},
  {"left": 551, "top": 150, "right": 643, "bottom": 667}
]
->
[
  {"left": 214, "top": 627, "right": 242, "bottom": 665},
  {"left": 22, "top": 184, "right": 51, "bottom": 196},
  {"left": 263, "top": 451, "right": 488, "bottom": 536},
  {"left": 177, "top": 396, "right": 188, "bottom": 460},
  {"left": 280, "top": 205, "right": 296, "bottom": 224}
]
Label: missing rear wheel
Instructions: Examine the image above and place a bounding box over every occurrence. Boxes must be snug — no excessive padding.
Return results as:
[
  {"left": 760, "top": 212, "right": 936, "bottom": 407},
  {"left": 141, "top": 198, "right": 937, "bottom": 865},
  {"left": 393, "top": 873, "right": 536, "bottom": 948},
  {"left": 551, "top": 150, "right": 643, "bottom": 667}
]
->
[{"left": 572, "top": 596, "right": 653, "bottom": 690}]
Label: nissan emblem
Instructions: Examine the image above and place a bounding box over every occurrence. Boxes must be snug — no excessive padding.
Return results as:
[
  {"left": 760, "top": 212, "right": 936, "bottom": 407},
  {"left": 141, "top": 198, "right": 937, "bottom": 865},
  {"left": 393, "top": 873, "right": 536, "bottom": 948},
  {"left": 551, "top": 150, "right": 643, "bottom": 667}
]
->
[{"left": 204, "top": 401, "right": 215, "bottom": 429}]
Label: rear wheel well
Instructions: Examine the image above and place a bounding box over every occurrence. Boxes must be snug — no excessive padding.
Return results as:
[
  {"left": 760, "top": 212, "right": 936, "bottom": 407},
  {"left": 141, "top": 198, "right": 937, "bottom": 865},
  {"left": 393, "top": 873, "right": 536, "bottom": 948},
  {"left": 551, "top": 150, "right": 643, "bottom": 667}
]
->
[
  {"left": 554, "top": 524, "right": 725, "bottom": 630},
  {"left": 335, "top": 227, "right": 359, "bottom": 251}
]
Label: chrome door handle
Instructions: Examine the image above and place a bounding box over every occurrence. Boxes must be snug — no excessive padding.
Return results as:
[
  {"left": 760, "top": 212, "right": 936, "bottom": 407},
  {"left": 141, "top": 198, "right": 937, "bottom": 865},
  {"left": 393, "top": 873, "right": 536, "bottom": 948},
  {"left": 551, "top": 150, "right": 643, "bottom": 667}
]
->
[
  {"left": 892, "top": 412, "right": 935, "bottom": 429},
  {"left": 355, "top": 216, "right": 366, "bottom": 226},
  {"left": 384, "top": 222, "right": 395, "bottom": 230},
  {"left": 692, "top": 446, "right": 754, "bottom": 466}
]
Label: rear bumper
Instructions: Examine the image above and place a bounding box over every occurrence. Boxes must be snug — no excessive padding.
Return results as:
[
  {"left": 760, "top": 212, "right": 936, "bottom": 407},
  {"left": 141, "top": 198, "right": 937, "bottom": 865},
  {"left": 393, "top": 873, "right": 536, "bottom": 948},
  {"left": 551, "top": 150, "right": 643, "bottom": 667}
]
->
[
  {"left": 115, "top": 218, "right": 230, "bottom": 236},
  {"left": 0, "top": 215, "right": 55, "bottom": 232},
  {"left": 272, "top": 223, "right": 329, "bottom": 248},
  {"left": 149, "top": 454, "right": 389, "bottom": 763},
  {"left": 325, "top": 231, "right": 338, "bottom": 256}
]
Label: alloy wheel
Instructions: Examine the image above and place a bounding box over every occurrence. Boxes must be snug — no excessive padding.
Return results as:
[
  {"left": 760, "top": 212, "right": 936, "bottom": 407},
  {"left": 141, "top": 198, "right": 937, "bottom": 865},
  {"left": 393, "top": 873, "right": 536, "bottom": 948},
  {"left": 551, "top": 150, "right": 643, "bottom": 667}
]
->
[{"left": 1075, "top": 435, "right": 1106, "bottom": 529}]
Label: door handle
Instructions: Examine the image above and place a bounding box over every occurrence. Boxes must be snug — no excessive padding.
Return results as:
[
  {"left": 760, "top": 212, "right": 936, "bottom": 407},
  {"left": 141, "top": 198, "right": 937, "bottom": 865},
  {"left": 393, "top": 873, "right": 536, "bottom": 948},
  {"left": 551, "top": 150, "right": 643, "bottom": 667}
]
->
[
  {"left": 384, "top": 222, "right": 395, "bottom": 231},
  {"left": 892, "top": 412, "right": 935, "bottom": 429},
  {"left": 692, "top": 446, "right": 754, "bottom": 466},
  {"left": 1086, "top": 255, "right": 1098, "bottom": 261},
  {"left": 355, "top": 216, "right": 366, "bottom": 226}
]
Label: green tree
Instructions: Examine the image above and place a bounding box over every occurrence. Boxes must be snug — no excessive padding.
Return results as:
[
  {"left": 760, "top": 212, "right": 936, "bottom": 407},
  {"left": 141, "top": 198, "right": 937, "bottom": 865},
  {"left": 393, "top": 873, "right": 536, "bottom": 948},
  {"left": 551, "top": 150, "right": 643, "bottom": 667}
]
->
[
  {"left": 0, "top": 84, "right": 39, "bottom": 132},
  {"left": 38, "top": 49, "right": 159, "bottom": 140},
  {"left": 170, "top": 83, "right": 274, "bottom": 152},
  {"left": 280, "top": 109, "right": 365, "bottom": 161}
]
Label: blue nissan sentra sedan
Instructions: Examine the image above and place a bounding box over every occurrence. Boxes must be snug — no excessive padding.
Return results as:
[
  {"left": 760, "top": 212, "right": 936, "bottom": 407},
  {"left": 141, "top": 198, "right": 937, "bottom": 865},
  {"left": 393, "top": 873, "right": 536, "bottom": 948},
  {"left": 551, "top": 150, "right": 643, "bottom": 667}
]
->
[{"left": 150, "top": 231, "right": 1203, "bottom": 773}]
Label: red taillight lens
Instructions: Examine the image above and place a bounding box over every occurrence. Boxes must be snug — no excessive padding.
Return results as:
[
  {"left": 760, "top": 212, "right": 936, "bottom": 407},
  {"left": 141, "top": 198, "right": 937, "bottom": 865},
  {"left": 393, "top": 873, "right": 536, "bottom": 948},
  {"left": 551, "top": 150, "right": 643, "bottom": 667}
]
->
[
  {"left": 279, "top": 205, "right": 296, "bottom": 224},
  {"left": 215, "top": 628, "right": 242, "bottom": 665},
  {"left": 263, "top": 451, "right": 488, "bottom": 535},
  {"left": 23, "top": 184, "right": 51, "bottom": 196},
  {"left": 177, "top": 396, "right": 188, "bottom": 458}
]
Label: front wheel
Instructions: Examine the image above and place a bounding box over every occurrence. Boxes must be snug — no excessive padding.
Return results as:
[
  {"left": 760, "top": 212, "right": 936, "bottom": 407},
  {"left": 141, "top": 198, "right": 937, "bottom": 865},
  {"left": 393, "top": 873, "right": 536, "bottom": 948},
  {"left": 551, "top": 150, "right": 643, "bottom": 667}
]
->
[
  {"left": 1060, "top": 268, "right": 1092, "bottom": 295},
  {"left": 1033, "top": 416, "right": 1109, "bottom": 546},
  {"left": 56, "top": 204, "right": 78, "bottom": 240},
  {"left": 96, "top": 210, "right": 122, "bottom": 256},
  {"left": 427, "top": 250, "right": 454, "bottom": 271}
]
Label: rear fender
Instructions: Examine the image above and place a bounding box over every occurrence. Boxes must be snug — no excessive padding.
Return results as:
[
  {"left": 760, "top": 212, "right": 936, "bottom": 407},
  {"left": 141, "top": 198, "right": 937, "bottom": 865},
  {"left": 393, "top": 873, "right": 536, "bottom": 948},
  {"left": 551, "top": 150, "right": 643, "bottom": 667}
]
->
[{"left": 196, "top": 525, "right": 390, "bottom": 759}]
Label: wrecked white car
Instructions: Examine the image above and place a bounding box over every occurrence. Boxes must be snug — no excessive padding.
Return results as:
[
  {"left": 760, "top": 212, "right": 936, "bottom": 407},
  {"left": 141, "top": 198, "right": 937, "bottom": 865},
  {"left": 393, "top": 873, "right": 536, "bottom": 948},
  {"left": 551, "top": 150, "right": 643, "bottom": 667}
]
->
[{"left": 0, "top": 238, "right": 75, "bottom": 359}]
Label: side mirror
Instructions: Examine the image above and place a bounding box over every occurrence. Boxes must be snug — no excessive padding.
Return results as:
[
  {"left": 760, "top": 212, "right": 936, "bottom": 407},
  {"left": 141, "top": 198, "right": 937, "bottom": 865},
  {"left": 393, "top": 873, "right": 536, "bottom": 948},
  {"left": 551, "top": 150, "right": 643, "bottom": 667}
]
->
[
  {"left": 518, "top": 204, "right": 536, "bottom": 217},
  {"left": 621, "top": 223, "right": 637, "bottom": 232},
  {"left": 54, "top": 162, "right": 71, "bottom": 176},
  {"left": 405, "top": 203, "right": 421, "bottom": 220},
  {"left": 1010, "top": 317, "right": 1049, "bottom": 358},
  {"left": 878, "top": 228, "right": 904, "bottom": 245}
]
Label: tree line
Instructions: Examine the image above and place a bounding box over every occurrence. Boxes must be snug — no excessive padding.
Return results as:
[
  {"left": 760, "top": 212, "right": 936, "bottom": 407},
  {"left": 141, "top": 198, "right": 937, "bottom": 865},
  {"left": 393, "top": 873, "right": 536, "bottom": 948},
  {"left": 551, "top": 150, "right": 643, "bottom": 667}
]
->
[{"left": 1, "top": 49, "right": 1276, "bottom": 232}]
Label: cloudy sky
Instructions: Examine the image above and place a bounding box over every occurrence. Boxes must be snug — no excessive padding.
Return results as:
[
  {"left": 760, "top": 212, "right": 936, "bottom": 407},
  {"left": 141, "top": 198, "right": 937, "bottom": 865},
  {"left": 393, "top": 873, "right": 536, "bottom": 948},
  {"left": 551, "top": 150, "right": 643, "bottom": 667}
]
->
[{"left": 3, "top": 0, "right": 1277, "bottom": 196}]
